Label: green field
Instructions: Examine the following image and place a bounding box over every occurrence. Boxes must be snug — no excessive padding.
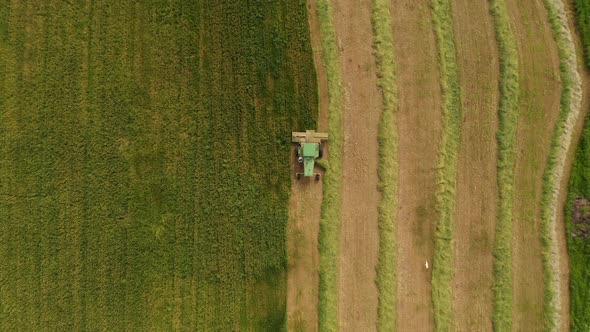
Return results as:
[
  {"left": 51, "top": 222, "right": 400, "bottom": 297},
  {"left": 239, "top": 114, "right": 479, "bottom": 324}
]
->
[
  {"left": 565, "top": 114, "right": 590, "bottom": 331},
  {"left": 575, "top": 0, "right": 590, "bottom": 68},
  {"left": 0, "top": 0, "right": 317, "bottom": 330},
  {"left": 568, "top": 2, "right": 590, "bottom": 330}
]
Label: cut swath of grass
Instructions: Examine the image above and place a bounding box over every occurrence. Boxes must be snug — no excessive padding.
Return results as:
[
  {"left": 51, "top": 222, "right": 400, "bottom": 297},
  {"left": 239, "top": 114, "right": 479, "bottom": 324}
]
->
[
  {"left": 315, "top": 0, "right": 344, "bottom": 330},
  {"left": 430, "top": 0, "right": 461, "bottom": 330},
  {"left": 371, "top": 0, "right": 398, "bottom": 330},
  {"left": 540, "top": 0, "right": 583, "bottom": 330},
  {"left": 489, "top": 0, "right": 519, "bottom": 330}
]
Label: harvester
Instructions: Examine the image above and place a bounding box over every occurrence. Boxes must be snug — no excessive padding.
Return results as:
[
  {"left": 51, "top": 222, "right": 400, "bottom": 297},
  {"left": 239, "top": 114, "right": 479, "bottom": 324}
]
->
[{"left": 291, "top": 130, "right": 328, "bottom": 181}]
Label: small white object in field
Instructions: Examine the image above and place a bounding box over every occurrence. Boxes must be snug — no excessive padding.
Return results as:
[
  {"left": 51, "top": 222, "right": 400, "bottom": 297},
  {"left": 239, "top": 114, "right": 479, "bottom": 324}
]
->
[{"left": 425, "top": 261, "right": 429, "bottom": 269}]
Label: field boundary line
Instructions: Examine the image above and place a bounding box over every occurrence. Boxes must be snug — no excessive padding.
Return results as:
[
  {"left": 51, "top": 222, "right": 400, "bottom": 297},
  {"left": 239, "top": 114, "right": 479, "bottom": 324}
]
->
[
  {"left": 370, "top": 0, "right": 398, "bottom": 330},
  {"left": 541, "top": 0, "right": 583, "bottom": 329},
  {"left": 488, "top": 0, "right": 520, "bottom": 330},
  {"left": 315, "top": 0, "right": 344, "bottom": 330},
  {"left": 430, "top": 0, "right": 461, "bottom": 330}
]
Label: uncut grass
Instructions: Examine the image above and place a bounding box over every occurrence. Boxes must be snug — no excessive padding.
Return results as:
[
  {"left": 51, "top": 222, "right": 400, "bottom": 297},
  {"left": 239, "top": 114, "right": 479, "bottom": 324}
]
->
[
  {"left": 431, "top": 0, "right": 461, "bottom": 330},
  {"left": 540, "top": 0, "right": 583, "bottom": 329},
  {"left": 564, "top": 111, "right": 590, "bottom": 331},
  {"left": 0, "top": 0, "right": 317, "bottom": 330},
  {"left": 575, "top": 0, "right": 590, "bottom": 68},
  {"left": 568, "top": 1, "right": 590, "bottom": 330},
  {"left": 316, "top": 0, "right": 344, "bottom": 330},
  {"left": 489, "top": 0, "right": 520, "bottom": 330},
  {"left": 371, "top": 0, "right": 398, "bottom": 330}
]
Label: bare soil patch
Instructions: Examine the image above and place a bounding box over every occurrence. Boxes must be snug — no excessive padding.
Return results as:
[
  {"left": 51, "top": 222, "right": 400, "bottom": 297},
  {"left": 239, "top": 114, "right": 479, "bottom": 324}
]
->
[
  {"left": 450, "top": 0, "right": 499, "bottom": 330},
  {"left": 330, "top": 0, "right": 382, "bottom": 330},
  {"left": 390, "top": 1, "right": 442, "bottom": 330},
  {"left": 505, "top": 0, "right": 561, "bottom": 329},
  {"left": 287, "top": 168, "right": 323, "bottom": 332}
]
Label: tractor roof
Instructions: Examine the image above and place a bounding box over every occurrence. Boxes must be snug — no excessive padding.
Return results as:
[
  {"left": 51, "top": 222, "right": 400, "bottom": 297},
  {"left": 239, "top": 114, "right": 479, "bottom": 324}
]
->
[{"left": 302, "top": 143, "right": 318, "bottom": 158}]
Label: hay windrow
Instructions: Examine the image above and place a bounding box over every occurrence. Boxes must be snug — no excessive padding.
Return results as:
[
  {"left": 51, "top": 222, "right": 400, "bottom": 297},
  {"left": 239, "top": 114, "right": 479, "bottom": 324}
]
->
[{"left": 541, "top": 0, "right": 583, "bottom": 329}]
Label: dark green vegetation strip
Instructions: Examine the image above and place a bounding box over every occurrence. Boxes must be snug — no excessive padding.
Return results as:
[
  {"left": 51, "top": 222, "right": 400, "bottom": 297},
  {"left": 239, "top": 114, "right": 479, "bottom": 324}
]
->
[
  {"left": 315, "top": 0, "right": 344, "bottom": 330},
  {"left": 564, "top": 112, "right": 590, "bottom": 332},
  {"left": 575, "top": 0, "right": 590, "bottom": 68},
  {"left": 542, "top": 0, "right": 583, "bottom": 330},
  {"left": 489, "top": 0, "right": 519, "bottom": 330},
  {"left": 569, "top": 2, "right": 590, "bottom": 331},
  {"left": 431, "top": 0, "right": 461, "bottom": 330},
  {"left": 0, "top": 0, "right": 317, "bottom": 330},
  {"left": 371, "top": 0, "right": 398, "bottom": 330}
]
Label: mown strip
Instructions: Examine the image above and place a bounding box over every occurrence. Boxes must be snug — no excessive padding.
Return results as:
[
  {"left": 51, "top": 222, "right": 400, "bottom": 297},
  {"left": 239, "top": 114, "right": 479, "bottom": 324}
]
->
[
  {"left": 371, "top": 0, "right": 398, "bottom": 330},
  {"left": 540, "top": 0, "right": 583, "bottom": 329},
  {"left": 315, "top": 0, "right": 344, "bottom": 330},
  {"left": 430, "top": 0, "right": 461, "bottom": 330},
  {"left": 488, "top": 0, "right": 520, "bottom": 330},
  {"left": 574, "top": 0, "right": 590, "bottom": 68}
]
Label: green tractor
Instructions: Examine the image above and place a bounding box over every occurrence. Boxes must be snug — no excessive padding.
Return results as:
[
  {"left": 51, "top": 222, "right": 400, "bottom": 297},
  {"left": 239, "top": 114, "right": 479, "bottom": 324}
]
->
[{"left": 292, "top": 130, "right": 328, "bottom": 181}]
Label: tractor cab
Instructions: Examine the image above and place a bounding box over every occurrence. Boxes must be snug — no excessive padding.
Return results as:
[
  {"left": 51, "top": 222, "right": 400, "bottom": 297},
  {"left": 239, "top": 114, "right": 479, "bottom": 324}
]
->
[{"left": 292, "top": 130, "right": 328, "bottom": 181}]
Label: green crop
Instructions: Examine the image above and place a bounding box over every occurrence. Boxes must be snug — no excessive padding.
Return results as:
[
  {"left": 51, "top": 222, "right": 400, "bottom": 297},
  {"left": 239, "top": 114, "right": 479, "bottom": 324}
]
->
[
  {"left": 0, "top": 0, "right": 317, "bottom": 330},
  {"left": 574, "top": 0, "right": 590, "bottom": 69},
  {"left": 564, "top": 111, "right": 590, "bottom": 331}
]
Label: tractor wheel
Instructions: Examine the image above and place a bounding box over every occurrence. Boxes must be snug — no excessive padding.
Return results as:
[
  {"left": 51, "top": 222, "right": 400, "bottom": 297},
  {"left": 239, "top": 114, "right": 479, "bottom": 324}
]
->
[
  {"left": 318, "top": 144, "right": 324, "bottom": 159},
  {"left": 315, "top": 174, "right": 320, "bottom": 181}
]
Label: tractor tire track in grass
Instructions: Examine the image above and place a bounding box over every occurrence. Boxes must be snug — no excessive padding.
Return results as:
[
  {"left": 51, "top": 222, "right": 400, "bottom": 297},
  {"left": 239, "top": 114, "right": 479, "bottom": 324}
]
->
[
  {"left": 390, "top": 1, "right": 442, "bottom": 330},
  {"left": 450, "top": 0, "right": 500, "bottom": 330},
  {"left": 504, "top": 0, "right": 561, "bottom": 329},
  {"left": 331, "top": 0, "right": 383, "bottom": 329}
]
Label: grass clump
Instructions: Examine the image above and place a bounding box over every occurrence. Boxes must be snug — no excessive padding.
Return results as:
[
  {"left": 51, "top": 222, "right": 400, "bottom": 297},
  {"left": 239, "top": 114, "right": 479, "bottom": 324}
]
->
[
  {"left": 540, "top": 0, "right": 583, "bottom": 330},
  {"left": 489, "top": 0, "right": 519, "bottom": 330},
  {"left": 315, "top": 0, "right": 344, "bottom": 330},
  {"left": 574, "top": 0, "right": 590, "bottom": 68},
  {"left": 371, "top": 0, "right": 398, "bottom": 330},
  {"left": 430, "top": 0, "right": 461, "bottom": 330}
]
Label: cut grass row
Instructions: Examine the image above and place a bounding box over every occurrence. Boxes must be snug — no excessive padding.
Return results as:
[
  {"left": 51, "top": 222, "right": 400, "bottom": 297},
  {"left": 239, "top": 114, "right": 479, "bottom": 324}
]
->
[
  {"left": 371, "top": 0, "right": 398, "bottom": 330},
  {"left": 540, "top": 0, "right": 583, "bottom": 329},
  {"left": 430, "top": 0, "right": 461, "bottom": 330},
  {"left": 488, "top": 0, "right": 520, "bottom": 330},
  {"left": 315, "top": 0, "right": 344, "bottom": 330},
  {"left": 574, "top": 0, "right": 590, "bottom": 68}
]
